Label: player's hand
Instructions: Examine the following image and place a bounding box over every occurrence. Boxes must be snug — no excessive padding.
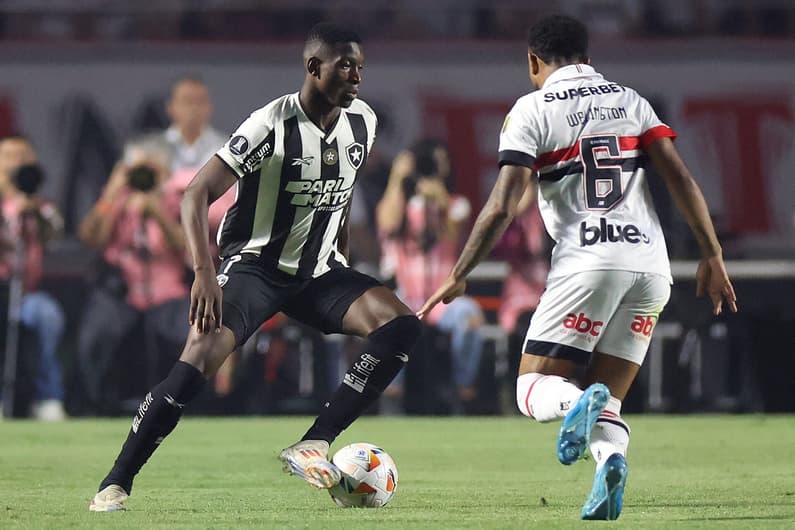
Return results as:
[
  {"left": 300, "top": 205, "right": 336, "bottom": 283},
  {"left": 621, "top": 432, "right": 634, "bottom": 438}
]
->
[
  {"left": 696, "top": 255, "right": 738, "bottom": 316},
  {"left": 189, "top": 267, "right": 223, "bottom": 334},
  {"left": 416, "top": 275, "right": 466, "bottom": 320}
]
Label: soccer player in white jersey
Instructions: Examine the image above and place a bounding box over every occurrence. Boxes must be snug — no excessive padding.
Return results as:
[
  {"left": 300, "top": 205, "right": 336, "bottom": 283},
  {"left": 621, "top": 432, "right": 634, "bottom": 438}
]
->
[
  {"left": 419, "top": 15, "right": 737, "bottom": 521},
  {"left": 90, "top": 23, "right": 421, "bottom": 512}
]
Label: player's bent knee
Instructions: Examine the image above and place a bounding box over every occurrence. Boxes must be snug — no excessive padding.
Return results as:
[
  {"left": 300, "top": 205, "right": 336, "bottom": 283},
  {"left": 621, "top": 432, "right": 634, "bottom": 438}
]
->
[{"left": 179, "top": 327, "right": 236, "bottom": 377}]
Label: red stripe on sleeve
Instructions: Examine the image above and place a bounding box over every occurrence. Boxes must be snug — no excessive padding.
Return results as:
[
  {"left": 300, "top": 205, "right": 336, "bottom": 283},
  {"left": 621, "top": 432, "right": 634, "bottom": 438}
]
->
[{"left": 639, "top": 125, "right": 677, "bottom": 149}]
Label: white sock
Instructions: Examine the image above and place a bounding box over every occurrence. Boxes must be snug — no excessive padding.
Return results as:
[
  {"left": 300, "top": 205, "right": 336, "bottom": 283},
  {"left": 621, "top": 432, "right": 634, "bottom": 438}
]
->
[
  {"left": 589, "top": 396, "right": 630, "bottom": 468},
  {"left": 516, "top": 372, "right": 584, "bottom": 422}
]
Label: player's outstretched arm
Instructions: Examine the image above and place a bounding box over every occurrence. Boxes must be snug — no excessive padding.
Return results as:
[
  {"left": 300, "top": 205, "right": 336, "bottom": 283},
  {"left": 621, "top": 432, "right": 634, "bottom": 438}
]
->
[
  {"left": 181, "top": 155, "right": 238, "bottom": 333},
  {"left": 417, "top": 164, "right": 533, "bottom": 319},
  {"left": 646, "top": 137, "right": 738, "bottom": 315}
]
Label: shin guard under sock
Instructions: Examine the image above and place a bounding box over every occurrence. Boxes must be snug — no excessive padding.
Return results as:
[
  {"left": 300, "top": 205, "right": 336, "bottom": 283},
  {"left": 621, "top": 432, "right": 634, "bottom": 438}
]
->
[
  {"left": 302, "top": 315, "right": 420, "bottom": 443},
  {"left": 516, "top": 372, "right": 584, "bottom": 422}
]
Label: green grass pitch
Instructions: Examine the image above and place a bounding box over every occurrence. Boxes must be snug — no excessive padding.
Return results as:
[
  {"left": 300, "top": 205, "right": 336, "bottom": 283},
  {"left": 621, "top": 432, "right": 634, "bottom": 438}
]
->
[{"left": 0, "top": 415, "right": 793, "bottom": 529}]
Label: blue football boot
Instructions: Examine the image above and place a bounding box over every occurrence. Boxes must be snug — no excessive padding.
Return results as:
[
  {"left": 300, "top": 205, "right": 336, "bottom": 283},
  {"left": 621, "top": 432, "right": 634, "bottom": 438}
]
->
[
  {"left": 581, "top": 453, "right": 628, "bottom": 520},
  {"left": 557, "top": 383, "right": 609, "bottom": 465}
]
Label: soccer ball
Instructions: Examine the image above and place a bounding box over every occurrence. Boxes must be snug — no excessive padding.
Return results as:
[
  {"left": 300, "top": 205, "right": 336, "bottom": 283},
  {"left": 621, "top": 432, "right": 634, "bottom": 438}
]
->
[{"left": 328, "top": 443, "right": 398, "bottom": 508}]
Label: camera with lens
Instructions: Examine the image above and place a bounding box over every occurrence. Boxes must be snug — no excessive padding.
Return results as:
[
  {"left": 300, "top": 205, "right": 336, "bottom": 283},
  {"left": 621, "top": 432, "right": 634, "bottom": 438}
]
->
[
  {"left": 126, "top": 165, "right": 158, "bottom": 192},
  {"left": 12, "top": 163, "right": 45, "bottom": 196}
]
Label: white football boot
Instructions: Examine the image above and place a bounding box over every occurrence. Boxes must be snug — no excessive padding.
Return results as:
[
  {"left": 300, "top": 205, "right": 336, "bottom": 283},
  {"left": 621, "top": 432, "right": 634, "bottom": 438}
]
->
[
  {"left": 89, "top": 484, "right": 128, "bottom": 512},
  {"left": 279, "top": 440, "right": 341, "bottom": 489}
]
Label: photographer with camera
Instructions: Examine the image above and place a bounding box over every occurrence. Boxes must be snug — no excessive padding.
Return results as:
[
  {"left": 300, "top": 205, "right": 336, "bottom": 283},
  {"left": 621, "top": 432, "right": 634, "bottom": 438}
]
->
[
  {"left": 0, "top": 135, "right": 66, "bottom": 420},
  {"left": 376, "top": 138, "right": 485, "bottom": 413},
  {"left": 78, "top": 135, "right": 189, "bottom": 415}
]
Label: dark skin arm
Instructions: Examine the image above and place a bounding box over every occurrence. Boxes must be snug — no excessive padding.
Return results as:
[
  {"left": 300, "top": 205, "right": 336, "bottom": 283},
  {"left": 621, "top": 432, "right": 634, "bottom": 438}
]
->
[
  {"left": 181, "top": 155, "right": 237, "bottom": 333},
  {"left": 417, "top": 164, "right": 533, "bottom": 318},
  {"left": 646, "top": 137, "right": 737, "bottom": 315}
]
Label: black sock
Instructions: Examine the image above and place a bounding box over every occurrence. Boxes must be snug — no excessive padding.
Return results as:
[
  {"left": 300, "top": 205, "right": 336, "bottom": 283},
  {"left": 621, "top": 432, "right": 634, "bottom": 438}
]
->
[
  {"left": 99, "top": 361, "right": 205, "bottom": 494},
  {"left": 302, "top": 315, "right": 421, "bottom": 443}
]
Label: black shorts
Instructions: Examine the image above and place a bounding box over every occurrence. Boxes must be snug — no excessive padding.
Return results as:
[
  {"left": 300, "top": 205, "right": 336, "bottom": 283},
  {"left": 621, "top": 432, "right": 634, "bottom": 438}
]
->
[{"left": 218, "top": 253, "right": 382, "bottom": 347}]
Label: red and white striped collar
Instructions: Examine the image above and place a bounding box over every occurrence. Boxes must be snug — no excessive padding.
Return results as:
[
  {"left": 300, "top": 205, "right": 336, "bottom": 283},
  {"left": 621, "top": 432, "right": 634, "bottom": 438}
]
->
[{"left": 542, "top": 64, "right": 602, "bottom": 88}]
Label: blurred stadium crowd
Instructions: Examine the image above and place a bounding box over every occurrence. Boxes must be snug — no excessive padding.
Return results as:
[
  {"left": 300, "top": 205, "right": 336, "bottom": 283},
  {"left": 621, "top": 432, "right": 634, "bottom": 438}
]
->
[
  {"left": 0, "top": 2, "right": 793, "bottom": 421},
  {"left": 0, "top": 0, "right": 793, "bottom": 42}
]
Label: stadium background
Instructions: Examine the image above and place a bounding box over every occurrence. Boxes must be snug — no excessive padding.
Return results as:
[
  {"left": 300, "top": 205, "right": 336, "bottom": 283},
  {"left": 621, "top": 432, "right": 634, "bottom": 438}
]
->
[{"left": 1, "top": 0, "right": 793, "bottom": 416}]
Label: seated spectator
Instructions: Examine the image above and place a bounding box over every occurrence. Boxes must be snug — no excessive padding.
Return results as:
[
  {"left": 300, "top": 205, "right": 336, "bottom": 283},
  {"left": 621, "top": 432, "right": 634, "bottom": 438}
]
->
[
  {"left": 77, "top": 135, "right": 189, "bottom": 415},
  {"left": 0, "top": 135, "right": 66, "bottom": 420},
  {"left": 376, "top": 139, "right": 485, "bottom": 412}
]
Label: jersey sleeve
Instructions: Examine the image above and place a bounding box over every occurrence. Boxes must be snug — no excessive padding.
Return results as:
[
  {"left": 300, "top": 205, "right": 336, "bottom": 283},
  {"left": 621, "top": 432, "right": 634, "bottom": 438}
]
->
[
  {"left": 356, "top": 99, "right": 379, "bottom": 153},
  {"left": 636, "top": 95, "right": 677, "bottom": 150},
  {"left": 216, "top": 108, "right": 275, "bottom": 178},
  {"left": 498, "top": 98, "right": 540, "bottom": 170}
]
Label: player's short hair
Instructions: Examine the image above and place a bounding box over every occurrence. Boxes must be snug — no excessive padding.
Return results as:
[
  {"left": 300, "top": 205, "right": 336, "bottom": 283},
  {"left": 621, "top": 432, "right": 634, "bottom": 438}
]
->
[
  {"left": 527, "top": 15, "right": 588, "bottom": 64},
  {"left": 305, "top": 22, "right": 361, "bottom": 49}
]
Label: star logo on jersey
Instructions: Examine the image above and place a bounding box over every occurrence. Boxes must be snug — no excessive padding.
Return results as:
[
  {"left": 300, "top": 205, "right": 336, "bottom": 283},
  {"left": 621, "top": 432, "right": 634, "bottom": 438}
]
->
[
  {"left": 322, "top": 148, "right": 338, "bottom": 165},
  {"left": 291, "top": 156, "right": 314, "bottom": 167},
  {"left": 346, "top": 142, "right": 365, "bottom": 170},
  {"left": 229, "top": 135, "right": 249, "bottom": 156}
]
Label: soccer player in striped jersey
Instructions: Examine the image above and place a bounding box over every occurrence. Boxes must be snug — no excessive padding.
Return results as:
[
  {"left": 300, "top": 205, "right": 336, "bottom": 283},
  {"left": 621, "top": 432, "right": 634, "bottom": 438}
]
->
[
  {"left": 419, "top": 15, "right": 737, "bottom": 521},
  {"left": 90, "top": 23, "right": 421, "bottom": 512}
]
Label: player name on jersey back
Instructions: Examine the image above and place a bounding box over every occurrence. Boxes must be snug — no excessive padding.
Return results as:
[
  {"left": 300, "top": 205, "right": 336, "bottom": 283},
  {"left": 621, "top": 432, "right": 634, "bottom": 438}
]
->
[{"left": 498, "top": 64, "right": 676, "bottom": 283}]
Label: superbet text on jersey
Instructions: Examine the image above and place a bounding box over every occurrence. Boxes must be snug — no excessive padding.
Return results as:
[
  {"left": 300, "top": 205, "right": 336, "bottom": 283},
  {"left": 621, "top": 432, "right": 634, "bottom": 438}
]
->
[{"left": 499, "top": 64, "right": 676, "bottom": 283}]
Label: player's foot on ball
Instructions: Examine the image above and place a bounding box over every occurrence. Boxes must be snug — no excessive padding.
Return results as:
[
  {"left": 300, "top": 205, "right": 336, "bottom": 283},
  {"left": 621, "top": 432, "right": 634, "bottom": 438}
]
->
[
  {"left": 279, "top": 439, "right": 341, "bottom": 489},
  {"left": 89, "top": 484, "right": 128, "bottom": 512},
  {"left": 557, "top": 382, "right": 609, "bottom": 465},
  {"left": 581, "top": 453, "right": 628, "bottom": 520}
]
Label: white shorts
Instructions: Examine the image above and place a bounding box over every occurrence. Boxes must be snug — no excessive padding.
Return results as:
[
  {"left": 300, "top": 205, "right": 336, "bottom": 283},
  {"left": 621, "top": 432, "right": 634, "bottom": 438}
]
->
[{"left": 524, "top": 270, "right": 671, "bottom": 365}]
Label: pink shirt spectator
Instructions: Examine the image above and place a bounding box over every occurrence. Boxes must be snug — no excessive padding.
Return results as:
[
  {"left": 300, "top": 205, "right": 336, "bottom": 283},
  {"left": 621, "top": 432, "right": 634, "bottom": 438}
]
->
[
  {"left": 102, "top": 191, "right": 187, "bottom": 311},
  {"left": 164, "top": 166, "right": 236, "bottom": 264},
  {"left": 0, "top": 194, "right": 50, "bottom": 292},
  {"left": 492, "top": 205, "right": 549, "bottom": 333},
  {"left": 381, "top": 194, "right": 470, "bottom": 324}
]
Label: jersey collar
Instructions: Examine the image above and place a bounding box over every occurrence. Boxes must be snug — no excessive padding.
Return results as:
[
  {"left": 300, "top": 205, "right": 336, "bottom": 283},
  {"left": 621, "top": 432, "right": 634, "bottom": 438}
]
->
[
  {"left": 542, "top": 64, "right": 602, "bottom": 88},
  {"left": 293, "top": 92, "right": 343, "bottom": 143}
]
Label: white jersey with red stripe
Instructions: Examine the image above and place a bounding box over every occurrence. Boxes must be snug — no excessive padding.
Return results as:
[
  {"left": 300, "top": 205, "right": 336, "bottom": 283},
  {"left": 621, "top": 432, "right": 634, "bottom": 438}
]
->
[{"left": 498, "top": 64, "right": 676, "bottom": 283}]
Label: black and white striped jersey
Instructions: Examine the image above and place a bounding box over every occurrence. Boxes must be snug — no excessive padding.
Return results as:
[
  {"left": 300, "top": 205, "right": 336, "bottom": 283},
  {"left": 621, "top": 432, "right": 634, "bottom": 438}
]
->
[{"left": 216, "top": 93, "right": 377, "bottom": 278}]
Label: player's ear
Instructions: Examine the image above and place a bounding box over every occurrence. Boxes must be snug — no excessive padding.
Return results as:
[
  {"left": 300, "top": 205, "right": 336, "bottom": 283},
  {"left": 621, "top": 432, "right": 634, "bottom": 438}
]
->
[
  {"left": 528, "top": 52, "right": 541, "bottom": 76},
  {"left": 306, "top": 56, "right": 322, "bottom": 78},
  {"left": 583, "top": 56, "right": 591, "bottom": 65}
]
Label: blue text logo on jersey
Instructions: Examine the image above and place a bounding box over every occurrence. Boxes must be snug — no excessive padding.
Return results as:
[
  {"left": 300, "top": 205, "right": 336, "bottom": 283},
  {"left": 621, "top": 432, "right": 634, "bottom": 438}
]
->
[
  {"left": 579, "top": 217, "right": 650, "bottom": 246},
  {"left": 285, "top": 178, "right": 352, "bottom": 210}
]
